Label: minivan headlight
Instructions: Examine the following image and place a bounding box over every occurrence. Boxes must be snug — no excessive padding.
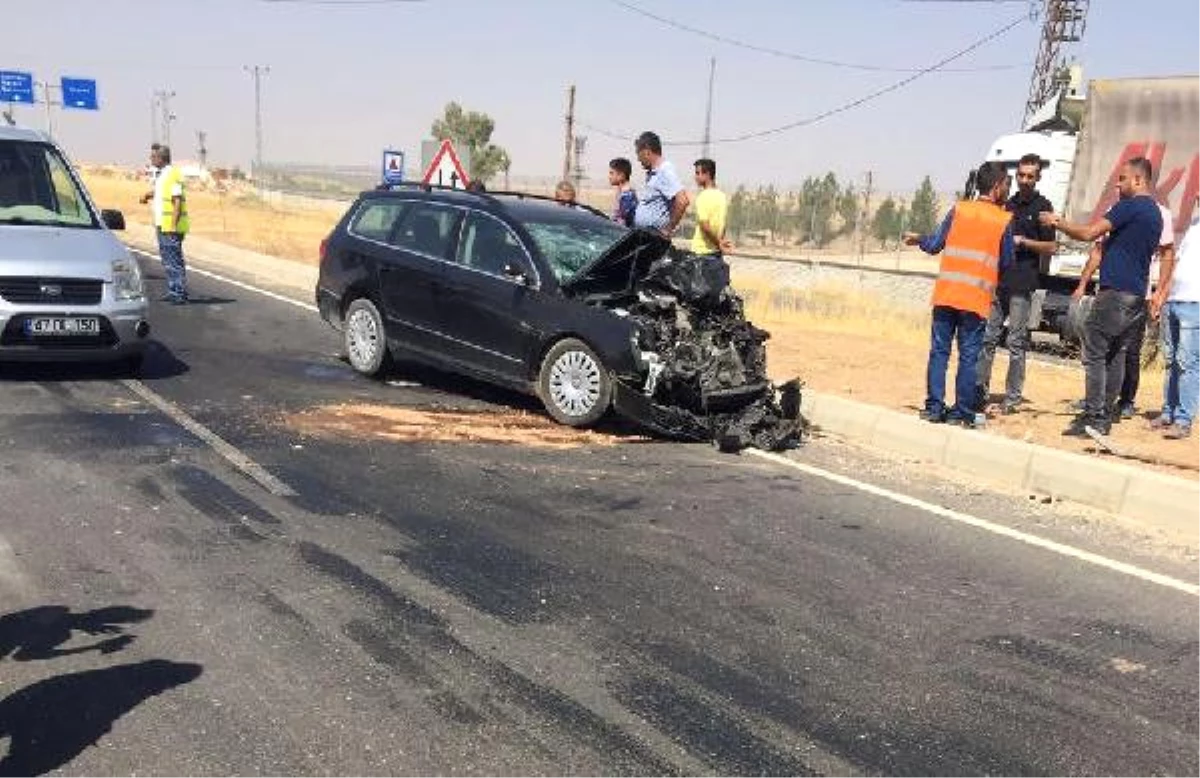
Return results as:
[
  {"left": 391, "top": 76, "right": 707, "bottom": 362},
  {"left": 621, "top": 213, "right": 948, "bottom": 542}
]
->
[{"left": 112, "top": 258, "right": 144, "bottom": 301}]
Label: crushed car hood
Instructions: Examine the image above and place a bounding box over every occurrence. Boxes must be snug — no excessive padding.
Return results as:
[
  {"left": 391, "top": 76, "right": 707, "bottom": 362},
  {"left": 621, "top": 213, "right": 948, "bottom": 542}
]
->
[{"left": 559, "top": 229, "right": 673, "bottom": 300}]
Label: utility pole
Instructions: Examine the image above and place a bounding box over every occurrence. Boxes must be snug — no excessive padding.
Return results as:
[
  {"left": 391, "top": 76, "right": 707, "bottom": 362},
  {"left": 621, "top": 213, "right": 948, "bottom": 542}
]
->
[
  {"left": 36, "top": 81, "right": 58, "bottom": 137},
  {"left": 197, "top": 130, "right": 208, "bottom": 169},
  {"left": 245, "top": 65, "right": 269, "bottom": 178},
  {"left": 859, "top": 170, "right": 874, "bottom": 261},
  {"left": 1023, "top": 0, "right": 1089, "bottom": 124},
  {"left": 562, "top": 84, "right": 575, "bottom": 183},
  {"left": 701, "top": 57, "right": 716, "bottom": 159},
  {"left": 152, "top": 89, "right": 176, "bottom": 148},
  {"left": 571, "top": 134, "right": 587, "bottom": 194}
]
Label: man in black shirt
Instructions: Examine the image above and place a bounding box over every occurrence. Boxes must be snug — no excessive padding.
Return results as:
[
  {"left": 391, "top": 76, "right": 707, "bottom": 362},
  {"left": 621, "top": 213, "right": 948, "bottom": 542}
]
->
[{"left": 976, "top": 154, "right": 1058, "bottom": 414}]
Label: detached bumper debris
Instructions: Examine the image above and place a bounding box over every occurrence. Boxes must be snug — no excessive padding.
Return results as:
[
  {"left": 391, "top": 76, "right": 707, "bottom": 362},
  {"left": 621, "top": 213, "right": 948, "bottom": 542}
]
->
[{"left": 612, "top": 252, "right": 805, "bottom": 453}]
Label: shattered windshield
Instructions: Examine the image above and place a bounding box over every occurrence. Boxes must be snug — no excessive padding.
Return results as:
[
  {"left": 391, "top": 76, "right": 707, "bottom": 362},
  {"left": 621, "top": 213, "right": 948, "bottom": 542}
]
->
[
  {"left": 519, "top": 209, "right": 628, "bottom": 283},
  {"left": 0, "top": 139, "right": 98, "bottom": 228}
]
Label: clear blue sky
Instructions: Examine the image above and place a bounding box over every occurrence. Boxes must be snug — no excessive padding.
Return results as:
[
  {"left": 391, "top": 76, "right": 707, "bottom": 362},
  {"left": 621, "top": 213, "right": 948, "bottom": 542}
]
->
[{"left": 6, "top": 0, "right": 1198, "bottom": 193}]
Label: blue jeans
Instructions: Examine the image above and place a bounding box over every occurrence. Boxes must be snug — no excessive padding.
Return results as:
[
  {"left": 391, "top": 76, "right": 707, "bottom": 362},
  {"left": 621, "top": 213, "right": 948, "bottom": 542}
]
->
[
  {"left": 927, "top": 305, "right": 986, "bottom": 420},
  {"left": 157, "top": 229, "right": 188, "bottom": 300},
  {"left": 1161, "top": 300, "right": 1199, "bottom": 427}
]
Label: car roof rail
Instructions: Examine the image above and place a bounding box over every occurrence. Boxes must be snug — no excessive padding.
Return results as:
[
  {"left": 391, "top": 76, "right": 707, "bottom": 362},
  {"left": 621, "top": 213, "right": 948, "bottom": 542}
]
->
[
  {"left": 371, "top": 180, "right": 501, "bottom": 205},
  {"left": 485, "top": 190, "right": 610, "bottom": 220}
]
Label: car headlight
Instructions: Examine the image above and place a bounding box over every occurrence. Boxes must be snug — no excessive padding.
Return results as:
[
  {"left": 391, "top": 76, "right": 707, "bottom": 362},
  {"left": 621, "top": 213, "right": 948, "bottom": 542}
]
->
[{"left": 112, "top": 258, "right": 145, "bottom": 301}]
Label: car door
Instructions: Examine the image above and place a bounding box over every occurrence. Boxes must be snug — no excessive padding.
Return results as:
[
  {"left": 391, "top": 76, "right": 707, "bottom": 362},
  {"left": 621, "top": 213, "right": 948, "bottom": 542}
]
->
[
  {"left": 435, "top": 209, "right": 546, "bottom": 384},
  {"left": 377, "top": 201, "right": 462, "bottom": 357}
]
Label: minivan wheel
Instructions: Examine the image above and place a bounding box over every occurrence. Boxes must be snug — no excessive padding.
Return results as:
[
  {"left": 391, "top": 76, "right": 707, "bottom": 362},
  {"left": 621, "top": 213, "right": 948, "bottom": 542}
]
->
[
  {"left": 538, "top": 338, "right": 612, "bottom": 427},
  {"left": 344, "top": 298, "right": 391, "bottom": 377}
]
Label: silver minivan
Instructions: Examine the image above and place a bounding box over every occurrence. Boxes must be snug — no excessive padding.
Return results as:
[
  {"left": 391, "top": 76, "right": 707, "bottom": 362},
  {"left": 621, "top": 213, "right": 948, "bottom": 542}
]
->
[{"left": 0, "top": 126, "right": 149, "bottom": 370}]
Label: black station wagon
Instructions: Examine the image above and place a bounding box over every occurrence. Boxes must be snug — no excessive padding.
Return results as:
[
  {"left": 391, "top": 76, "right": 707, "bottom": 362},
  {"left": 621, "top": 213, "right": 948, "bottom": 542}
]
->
[{"left": 316, "top": 185, "right": 671, "bottom": 427}]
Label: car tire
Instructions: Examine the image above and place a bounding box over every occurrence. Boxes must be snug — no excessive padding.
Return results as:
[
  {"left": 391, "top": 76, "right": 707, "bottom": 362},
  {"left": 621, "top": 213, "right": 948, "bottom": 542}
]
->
[
  {"left": 538, "top": 338, "right": 612, "bottom": 427},
  {"left": 344, "top": 298, "right": 391, "bottom": 377}
]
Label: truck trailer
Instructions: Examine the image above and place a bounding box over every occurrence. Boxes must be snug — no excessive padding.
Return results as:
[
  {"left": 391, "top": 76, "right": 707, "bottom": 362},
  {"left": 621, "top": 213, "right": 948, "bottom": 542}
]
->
[{"left": 971, "top": 69, "right": 1199, "bottom": 342}]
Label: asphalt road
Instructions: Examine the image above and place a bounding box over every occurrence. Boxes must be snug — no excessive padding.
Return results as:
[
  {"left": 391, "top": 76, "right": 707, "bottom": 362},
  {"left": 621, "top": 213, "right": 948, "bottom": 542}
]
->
[{"left": 0, "top": 252, "right": 1195, "bottom": 776}]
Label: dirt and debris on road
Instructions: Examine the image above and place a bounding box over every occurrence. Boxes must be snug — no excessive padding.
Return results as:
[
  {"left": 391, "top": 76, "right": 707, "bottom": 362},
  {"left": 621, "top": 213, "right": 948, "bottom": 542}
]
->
[{"left": 286, "top": 404, "right": 639, "bottom": 448}]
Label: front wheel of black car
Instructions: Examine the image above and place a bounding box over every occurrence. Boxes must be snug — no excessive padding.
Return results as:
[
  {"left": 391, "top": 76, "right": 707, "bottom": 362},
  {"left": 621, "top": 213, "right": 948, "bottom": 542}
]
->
[
  {"left": 344, "top": 298, "right": 391, "bottom": 377},
  {"left": 538, "top": 338, "right": 612, "bottom": 427}
]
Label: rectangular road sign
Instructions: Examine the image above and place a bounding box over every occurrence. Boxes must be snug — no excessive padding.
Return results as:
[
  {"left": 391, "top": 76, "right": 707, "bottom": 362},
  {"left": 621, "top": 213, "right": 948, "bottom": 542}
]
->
[
  {"left": 382, "top": 149, "right": 405, "bottom": 185},
  {"left": 0, "top": 71, "right": 35, "bottom": 104},
  {"left": 60, "top": 77, "right": 98, "bottom": 110}
]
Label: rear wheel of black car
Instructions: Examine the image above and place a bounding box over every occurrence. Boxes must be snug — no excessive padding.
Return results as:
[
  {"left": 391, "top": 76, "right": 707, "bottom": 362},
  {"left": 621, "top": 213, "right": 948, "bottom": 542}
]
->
[
  {"left": 344, "top": 298, "right": 391, "bottom": 377},
  {"left": 538, "top": 338, "right": 612, "bottom": 427}
]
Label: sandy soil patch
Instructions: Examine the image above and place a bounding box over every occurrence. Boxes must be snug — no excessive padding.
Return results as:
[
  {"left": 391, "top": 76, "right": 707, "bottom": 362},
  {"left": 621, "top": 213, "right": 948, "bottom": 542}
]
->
[{"left": 286, "top": 403, "right": 637, "bottom": 448}]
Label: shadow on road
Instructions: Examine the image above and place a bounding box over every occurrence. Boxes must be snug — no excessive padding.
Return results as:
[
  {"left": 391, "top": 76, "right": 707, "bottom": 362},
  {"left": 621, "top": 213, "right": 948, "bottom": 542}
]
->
[
  {"left": 0, "top": 339, "right": 189, "bottom": 382},
  {"left": 0, "top": 606, "right": 154, "bottom": 662},
  {"left": 0, "top": 660, "right": 203, "bottom": 776}
]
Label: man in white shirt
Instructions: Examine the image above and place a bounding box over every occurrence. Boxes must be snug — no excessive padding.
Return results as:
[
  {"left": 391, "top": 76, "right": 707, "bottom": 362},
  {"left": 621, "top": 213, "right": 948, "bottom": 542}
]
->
[{"left": 1150, "top": 214, "right": 1199, "bottom": 438}]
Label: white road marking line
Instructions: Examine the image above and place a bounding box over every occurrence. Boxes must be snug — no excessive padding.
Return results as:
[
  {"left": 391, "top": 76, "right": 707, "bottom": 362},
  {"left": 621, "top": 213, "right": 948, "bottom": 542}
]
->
[
  {"left": 747, "top": 449, "right": 1199, "bottom": 597},
  {"left": 121, "top": 379, "right": 298, "bottom": 497},
  {"left": 130, "top": 243, "right": 1196, "bottom": 595},
  {"left": 130, "top": 249, "right": 318, "bottom": 313},
  {"left": 0, "top": 532, "right": 33, "bottom": 596}
]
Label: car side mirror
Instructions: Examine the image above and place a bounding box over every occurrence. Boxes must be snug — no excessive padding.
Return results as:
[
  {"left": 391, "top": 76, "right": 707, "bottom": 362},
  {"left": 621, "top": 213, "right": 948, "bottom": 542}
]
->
[
  {"left": 503, "top": 262, "right": 531, "bottom": 285},
  {"left": 101, "top": 209, "right": 126, "bottom": 231}
]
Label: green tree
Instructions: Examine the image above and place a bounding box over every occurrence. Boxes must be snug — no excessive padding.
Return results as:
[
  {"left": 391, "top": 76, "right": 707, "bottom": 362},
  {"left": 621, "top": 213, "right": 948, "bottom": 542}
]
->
[
  {"left": 838, "top": 184, "right": 858, "bottom": 237},
  {"left": 431, "top": 102, "right": 511, "bottom": 184},
  {"left": 909, "top": 176, "right": 938, "bottom": 236},
  {"left": 728, "top": 186, "right": 750, "bottom": 238},
  {"left": 872, "top": 197, "right": 897, "bottom": 248}
]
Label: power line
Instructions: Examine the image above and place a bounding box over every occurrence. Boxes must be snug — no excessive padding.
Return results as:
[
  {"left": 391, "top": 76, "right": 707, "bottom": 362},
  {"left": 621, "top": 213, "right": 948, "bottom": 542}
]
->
[
  {"left": 583, "top": 12, "right": 1029, "bottom": 148},
  {"left": 605, "top": 0, "right": 1026, "bottom": 73}
]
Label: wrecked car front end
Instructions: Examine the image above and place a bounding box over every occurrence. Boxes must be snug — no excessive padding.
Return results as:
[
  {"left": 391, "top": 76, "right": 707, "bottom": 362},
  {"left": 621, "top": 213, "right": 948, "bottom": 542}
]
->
[{"left": 560, "top": 230, "right": 804, "bottom": 453}]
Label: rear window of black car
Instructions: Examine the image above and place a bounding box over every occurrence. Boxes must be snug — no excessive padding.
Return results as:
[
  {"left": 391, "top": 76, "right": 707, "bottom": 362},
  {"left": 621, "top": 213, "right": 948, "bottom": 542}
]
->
[{"left": 349, "top": 200, "right": 410, "bottom": 242}]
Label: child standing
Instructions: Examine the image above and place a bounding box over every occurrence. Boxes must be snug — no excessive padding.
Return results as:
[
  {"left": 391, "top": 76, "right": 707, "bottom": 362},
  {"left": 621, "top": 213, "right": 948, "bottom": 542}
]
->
[{"left": 608, "top": 157, "right": 637, "bottom": 228}]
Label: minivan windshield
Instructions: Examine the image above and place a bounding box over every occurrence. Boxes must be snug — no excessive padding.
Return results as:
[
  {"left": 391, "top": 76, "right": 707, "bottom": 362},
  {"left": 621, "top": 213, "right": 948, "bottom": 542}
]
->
[
  {"left": 517, "top": 206, "right": 628, "bottom": 283},
  {"left": 0, "top": 139, "right": 98, "bottom": 228}
]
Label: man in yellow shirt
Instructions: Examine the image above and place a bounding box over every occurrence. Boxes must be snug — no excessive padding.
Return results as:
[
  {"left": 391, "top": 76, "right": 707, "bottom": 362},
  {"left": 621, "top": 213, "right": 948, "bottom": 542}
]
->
[{"left": 690, "top": 158, "right": 732, "bottom": 258}]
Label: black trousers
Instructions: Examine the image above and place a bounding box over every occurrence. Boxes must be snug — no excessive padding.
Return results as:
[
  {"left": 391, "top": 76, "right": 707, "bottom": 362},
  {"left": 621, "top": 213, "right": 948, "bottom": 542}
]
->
[{"left": 1082, "top": 288, "right": 1146, "bottom": 421}]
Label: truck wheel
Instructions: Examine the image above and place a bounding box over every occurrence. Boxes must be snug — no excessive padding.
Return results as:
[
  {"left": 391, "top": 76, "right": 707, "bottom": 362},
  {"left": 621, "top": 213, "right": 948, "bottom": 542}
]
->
[
  {"left": 538, "top": 338, "right": 612, "bottom": 427},
  {"left": 344, "top": 298, "right": 391, "bottom": 377}
]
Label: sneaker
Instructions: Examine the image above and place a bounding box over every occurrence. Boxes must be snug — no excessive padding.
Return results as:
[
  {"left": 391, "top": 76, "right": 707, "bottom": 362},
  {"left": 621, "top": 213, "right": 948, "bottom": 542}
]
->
[
  {"left": 1119, "top": 402, "right": 1137, "bottom": 420},
  {"left": 1064, "top": 415, "right": 1109, "bottom": 437},
  {"left": 1149, "top": 415, "right": 1174, "bottom": 431},
  {"left": 1068, "top": 399, "right": 1085, "bottom": 413},
  {"left": 919, "top": 408, "right": 946, "bottom": 424},
  {"left": 999, "top": 402, "right": 1020, "bottom": 416},
  {"left": 1163, "top": 424, "right": 1193, "bottom": 440}
]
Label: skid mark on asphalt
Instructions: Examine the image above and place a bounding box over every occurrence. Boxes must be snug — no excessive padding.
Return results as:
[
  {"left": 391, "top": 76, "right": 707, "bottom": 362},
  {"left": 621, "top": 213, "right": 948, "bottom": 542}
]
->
[
  {"left": 132, "top": 245, "right": 1197, "bottom": 598},
  {"left": 285, "top": 403, "right": 642, "bottom": 449}
]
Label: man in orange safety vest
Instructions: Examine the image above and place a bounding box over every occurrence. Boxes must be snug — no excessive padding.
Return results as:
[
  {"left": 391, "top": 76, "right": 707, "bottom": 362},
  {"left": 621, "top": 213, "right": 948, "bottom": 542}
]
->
[{"left": 904, "top": 160, "right": 1015, "bottom": 427}]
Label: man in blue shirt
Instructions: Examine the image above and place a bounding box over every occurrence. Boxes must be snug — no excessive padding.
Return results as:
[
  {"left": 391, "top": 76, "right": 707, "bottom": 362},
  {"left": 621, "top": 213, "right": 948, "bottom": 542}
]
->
[
  {"left": 632, "top": 131, "right": 689, "bottom": 237},
  {"left": 1040, "top": 156, "right": 1164, "bottom": 437}
]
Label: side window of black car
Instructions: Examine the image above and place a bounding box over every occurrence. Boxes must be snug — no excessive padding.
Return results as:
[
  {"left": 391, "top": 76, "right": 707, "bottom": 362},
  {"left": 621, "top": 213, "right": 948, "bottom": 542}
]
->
[
  {"left": 392, "top": 204, "right": 461, "bottom": 260},
  {"left": 349, "top": 200, "right": 409, "bottom": 243},
  {"left": 455, "top": 211, "right": 531, "bottom": 278}
]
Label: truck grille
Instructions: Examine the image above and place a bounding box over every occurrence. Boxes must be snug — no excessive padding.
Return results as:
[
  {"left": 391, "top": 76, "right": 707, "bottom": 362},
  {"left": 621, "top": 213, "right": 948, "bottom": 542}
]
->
[{"left": 0, "top": 277, "right": 103, "bottom": 305}]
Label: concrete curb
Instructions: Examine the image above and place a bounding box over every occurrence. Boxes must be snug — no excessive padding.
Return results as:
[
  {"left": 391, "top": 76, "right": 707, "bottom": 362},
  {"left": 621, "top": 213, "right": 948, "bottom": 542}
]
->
[{"left": 800, "top": 391, "right": 1200, "bottom": 532}]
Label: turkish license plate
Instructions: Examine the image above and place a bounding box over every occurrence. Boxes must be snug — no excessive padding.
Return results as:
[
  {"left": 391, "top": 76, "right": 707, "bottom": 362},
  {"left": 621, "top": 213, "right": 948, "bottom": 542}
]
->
[{"left": 24, "top": 317, "right": 100, "bottom": 336}]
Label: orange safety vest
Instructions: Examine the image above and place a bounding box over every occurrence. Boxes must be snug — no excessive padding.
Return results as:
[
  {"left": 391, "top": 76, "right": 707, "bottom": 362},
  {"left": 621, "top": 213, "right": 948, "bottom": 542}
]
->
[{"left": 931, "top": 199, "right": 1011, "bottom": 319}]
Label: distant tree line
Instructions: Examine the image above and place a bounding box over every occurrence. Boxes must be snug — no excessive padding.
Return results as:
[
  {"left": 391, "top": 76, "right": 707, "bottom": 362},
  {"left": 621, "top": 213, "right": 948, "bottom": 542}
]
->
[{"left": 727, "top": 174, "right": 940, "bottom": 249}]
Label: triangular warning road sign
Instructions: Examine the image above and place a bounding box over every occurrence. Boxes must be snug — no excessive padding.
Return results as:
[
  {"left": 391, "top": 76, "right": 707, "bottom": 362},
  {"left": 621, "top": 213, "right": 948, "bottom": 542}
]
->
[{"left": 422, "top": 140, "right": 471, "bottom": 189}]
